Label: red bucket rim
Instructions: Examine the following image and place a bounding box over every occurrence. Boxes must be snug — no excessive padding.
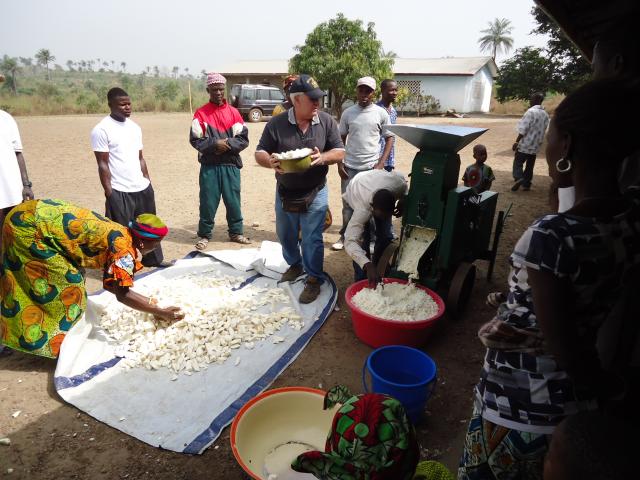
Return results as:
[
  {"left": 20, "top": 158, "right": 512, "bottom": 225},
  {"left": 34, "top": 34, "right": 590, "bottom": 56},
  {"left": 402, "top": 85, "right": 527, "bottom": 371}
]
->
[{"left": 345, "top": 278, "right": 445, "bottom": 326}]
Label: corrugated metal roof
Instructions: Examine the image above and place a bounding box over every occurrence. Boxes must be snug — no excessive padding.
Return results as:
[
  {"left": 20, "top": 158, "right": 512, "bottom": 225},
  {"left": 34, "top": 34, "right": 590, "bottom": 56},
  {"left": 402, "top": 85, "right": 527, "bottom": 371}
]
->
[{"left": 216, "top": 57, "right": 497, "bottom": 77}]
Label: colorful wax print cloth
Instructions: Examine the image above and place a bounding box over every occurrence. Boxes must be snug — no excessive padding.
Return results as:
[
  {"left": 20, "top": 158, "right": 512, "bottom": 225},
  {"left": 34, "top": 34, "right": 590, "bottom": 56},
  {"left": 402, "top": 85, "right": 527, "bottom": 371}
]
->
[
  {"left": 292, "top": 385, "right": 420, "bottom": 480},
  {"left": 458, "top": 404, "right": 549, "bottom": 480},
  {"left": 0, "top": 199, "right": 142, "bottom": 358}
]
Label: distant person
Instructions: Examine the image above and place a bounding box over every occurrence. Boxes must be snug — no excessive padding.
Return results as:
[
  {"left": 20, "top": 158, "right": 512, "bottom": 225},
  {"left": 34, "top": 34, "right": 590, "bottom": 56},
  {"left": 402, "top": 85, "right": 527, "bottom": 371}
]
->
[
  {"left": 91, "top": 87, "right": 172, "bottom": 268},
  {"left": 255, "top": 75, "right": 344, "bottom": 304},
  {"left": 0, "top": 74, "right": 34, "bottom": 254},
  {"left": 544, "top": 411, "right": 633, "bottom": 480},
  {"left": 343, "top": 169, "right": 407, "bottom": 286},
  {"left": 510, "top": 92, "right": 549, "bottom": 192},
  {"left": 333, "top": 76, "right": 395, "bottom": 251},
  {"left": 462, "top": 144, "right": 494, "bottom": 194},
  {"left": 190, "top": 73, "right": 251, "bottom": 250},
  {"left": 271, "top": 74, "right": 298, "bottom": 117},
  {"left": 377, "top": 79, "right": 398, "bottom": 172}
]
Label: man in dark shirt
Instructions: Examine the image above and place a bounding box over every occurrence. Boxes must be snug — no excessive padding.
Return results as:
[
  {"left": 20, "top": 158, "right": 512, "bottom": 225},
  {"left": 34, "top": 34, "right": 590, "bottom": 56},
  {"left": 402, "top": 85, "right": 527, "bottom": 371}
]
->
[{"left": 255, "top": 75, "right": 345, "bottom": 303}]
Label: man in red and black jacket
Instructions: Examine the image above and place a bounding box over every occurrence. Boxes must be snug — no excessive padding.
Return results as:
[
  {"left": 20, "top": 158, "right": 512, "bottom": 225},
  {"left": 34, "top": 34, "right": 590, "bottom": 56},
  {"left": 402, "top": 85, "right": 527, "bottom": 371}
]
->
[{"left": 190, "top": 72, "right": 251, "bottom": 249}]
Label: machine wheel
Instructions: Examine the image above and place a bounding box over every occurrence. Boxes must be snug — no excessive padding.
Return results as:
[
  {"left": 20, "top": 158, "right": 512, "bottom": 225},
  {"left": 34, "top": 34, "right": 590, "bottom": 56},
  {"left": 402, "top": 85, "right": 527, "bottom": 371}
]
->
[
  {"left": 447, "top": 262, "right": 476, "bottom": 318},
  {"left": 376, "top": 242, "right": 399, "bottom": 278},
  {"left": 248, "top": 108, "right": 263, "bottom": 122}
]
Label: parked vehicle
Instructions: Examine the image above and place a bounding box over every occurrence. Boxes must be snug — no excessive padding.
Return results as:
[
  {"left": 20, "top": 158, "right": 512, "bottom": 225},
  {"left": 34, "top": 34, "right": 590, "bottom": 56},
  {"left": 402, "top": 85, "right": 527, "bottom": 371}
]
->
[{"left": 229, "top": 84, "right": 285, "bottom": 122}]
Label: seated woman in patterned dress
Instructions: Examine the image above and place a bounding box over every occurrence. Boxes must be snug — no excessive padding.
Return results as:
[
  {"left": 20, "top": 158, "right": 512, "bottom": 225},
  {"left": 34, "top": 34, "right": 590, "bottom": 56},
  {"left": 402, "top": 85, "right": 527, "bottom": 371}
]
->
[
  {"left": 458, "top": 78, "right": 640, "bottom": 479},
  {"left": 0, "top": 199, "right": 183, "bottom": 359}
]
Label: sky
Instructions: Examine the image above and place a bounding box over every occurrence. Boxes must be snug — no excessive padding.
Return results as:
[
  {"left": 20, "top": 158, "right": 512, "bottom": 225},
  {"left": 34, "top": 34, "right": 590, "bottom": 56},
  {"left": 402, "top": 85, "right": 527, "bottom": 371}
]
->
[{"left": 0, "top": 0, "right": 549, "bottom": 75}]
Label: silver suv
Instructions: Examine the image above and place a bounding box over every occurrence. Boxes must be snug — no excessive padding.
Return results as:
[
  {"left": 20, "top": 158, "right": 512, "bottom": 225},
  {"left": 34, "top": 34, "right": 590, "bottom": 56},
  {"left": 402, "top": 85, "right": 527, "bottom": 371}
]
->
[{"left": 229, "top": 84, "right": 285, "bottom": 122}]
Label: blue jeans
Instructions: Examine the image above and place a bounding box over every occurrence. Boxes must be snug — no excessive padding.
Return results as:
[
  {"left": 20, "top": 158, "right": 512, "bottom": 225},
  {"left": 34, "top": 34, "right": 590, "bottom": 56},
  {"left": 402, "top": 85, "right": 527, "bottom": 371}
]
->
[
  {"left": 353, "top": 215, "right": 393, "bottom": 282},
  {"left": 275, "top": 185, "right": 328, "bottom": 282}
]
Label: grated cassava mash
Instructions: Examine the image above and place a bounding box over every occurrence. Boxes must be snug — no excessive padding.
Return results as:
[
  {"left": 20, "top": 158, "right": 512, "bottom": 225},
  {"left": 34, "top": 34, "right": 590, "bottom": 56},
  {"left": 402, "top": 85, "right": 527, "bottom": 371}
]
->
[{"left": 351, "top": 282, "right": 438, "bottom": 322}]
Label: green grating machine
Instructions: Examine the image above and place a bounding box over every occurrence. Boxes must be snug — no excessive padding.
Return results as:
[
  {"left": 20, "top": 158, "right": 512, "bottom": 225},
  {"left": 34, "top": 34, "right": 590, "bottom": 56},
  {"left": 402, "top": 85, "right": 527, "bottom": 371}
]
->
[{"left": 382, "top": 124, "right": 508, "bottom": 317}]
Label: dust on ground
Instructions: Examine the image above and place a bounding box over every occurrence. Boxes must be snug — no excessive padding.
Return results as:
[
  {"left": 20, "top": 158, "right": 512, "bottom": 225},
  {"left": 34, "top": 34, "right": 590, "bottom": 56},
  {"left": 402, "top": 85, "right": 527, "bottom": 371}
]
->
[{"left": 0, "top": 112, "right": 551, "bottom": 479}]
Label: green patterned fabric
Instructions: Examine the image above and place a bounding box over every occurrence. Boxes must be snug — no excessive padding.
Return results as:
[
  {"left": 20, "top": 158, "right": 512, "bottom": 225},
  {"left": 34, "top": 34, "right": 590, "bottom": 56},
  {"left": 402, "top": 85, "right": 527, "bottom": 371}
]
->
[{"left": 291, "top": 385, "right": 419, "bottom": 480}]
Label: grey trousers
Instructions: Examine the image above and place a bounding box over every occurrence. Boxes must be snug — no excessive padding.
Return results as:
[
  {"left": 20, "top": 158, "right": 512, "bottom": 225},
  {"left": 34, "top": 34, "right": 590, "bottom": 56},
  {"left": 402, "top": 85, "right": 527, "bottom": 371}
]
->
[{"left": 105, "top": 184, "right": 164, "bottom": 266}]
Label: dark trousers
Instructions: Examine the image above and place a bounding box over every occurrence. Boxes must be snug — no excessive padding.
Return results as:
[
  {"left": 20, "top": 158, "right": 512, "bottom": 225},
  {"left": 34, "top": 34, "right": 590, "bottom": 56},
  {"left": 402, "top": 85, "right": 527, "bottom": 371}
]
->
[
  {"left": 353, "top": 215, "right": 393, "bottom": 282},
  {"left": 512, "top": 151, "right": 537, "bottom": 188},
  {"left": 105, "top": 184, "right": 164, "bottom": 267},
  {"left": 198, "top": 164, "right": 243, "bottom": 239}
]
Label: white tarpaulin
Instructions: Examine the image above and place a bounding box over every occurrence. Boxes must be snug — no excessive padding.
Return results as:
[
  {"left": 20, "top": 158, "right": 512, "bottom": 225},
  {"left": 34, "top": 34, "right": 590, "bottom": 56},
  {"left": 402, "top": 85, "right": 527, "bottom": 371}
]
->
[{"left": 54, "top": 248, "right": 337, "bottom": 454}]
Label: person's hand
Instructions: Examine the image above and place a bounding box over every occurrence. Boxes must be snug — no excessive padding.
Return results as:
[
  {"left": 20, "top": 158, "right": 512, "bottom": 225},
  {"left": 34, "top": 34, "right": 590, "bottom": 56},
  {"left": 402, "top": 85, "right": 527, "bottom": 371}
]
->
[
  {"left": 154, "top": 306, "right": 184, "bottom": 322},
  {"left": 373, "top": 160, "right": 385, "bottom": 170},
  {"left": 269, "top": 154, "right": 284, "bottom": 174},
  {"left": 512, "top": 142, "right": 519, "bottom": 152},
  {"left": 337, "top": 162, "right": 348, "bottom": 180},
  {"left": 104, "top": 188, "right": 113, "bottom": 198},
  {"left": 214, "top": 139, "right": 231, "bottom": 154},
  {"left": 310, "top": 147, "right": 323, "bottom": 166},
  {"left": 22, "top": 186, "right": 34, "bottom": 201},
  {"left": 363, "top": 262, "right": 380, "bottom": 289}
]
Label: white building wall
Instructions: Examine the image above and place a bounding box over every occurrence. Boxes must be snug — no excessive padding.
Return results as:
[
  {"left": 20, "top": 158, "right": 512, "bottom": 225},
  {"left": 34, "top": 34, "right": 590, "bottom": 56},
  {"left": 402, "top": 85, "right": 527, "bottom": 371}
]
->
[{"left": 395, "top": 70, "right": 493, "bottom": 113}]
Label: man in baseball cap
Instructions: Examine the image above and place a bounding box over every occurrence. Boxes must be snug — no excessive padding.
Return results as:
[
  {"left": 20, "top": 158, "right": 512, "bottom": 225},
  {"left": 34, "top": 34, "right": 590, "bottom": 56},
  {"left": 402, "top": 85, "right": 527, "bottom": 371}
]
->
[
  {"left": 255, "top": 74, "right": 345, "bottom": 304},
  {"left": 288, "top": 74, "right": 327, "bottom": 100}
]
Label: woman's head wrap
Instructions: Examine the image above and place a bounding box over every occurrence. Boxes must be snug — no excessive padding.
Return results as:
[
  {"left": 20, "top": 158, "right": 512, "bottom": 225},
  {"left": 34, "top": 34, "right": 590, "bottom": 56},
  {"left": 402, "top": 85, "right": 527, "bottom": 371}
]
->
[
  {"left": 283, "top": 74, "right": 299, "bottom": 90},
  {"left": 128, "top": 213, "right": 168, "bottom": 240},
  {"left": 291, "top": 385, "right": 420, "bottom": 479}
]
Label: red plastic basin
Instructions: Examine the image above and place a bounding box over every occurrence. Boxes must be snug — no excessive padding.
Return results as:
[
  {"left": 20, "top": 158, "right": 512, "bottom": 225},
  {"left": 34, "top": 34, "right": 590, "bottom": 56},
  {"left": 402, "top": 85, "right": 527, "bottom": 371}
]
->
[{"left": 344, "top": 278, "right": 445, "bottom": 348}]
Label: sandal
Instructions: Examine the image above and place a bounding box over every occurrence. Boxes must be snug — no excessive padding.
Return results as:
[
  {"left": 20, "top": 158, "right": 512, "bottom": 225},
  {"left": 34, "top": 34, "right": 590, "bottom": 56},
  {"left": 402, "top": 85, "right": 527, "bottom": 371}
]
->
[
  {"left": 229, "top": 234, "right": 251, "bottom": 245},
  {"left": 486, "top": 291, "right": 506, "bottom": 308},
  {"left": 195, "top": 237, "right": 209, "bottom": 250}
]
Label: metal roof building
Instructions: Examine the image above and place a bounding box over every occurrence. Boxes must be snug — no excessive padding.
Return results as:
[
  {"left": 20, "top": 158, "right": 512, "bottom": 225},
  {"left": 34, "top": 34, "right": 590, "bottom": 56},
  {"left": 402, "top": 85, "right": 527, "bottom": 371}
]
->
[{"left": 216, "top": 56, "right": 498, "bottom": 113}]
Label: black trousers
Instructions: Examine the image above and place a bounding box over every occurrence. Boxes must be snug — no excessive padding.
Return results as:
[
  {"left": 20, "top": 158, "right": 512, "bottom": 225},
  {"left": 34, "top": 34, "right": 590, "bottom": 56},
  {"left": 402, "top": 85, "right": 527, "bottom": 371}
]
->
[{"left": 105, "top": 184, "right": 164, "bottom": 266}]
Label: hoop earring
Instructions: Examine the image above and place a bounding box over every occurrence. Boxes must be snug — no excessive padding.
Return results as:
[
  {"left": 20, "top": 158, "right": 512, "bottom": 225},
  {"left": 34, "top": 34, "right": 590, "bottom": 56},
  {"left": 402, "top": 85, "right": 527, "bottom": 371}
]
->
[{"left": 556, "top": 157, "right": 572, "bottom": 173}]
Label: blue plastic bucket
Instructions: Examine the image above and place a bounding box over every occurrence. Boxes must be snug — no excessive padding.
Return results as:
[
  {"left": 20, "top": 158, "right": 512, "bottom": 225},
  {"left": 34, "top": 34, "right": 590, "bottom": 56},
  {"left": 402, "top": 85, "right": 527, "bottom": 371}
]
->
[{"left": 363, "top": 345, "right": 437, "bottom": 424}]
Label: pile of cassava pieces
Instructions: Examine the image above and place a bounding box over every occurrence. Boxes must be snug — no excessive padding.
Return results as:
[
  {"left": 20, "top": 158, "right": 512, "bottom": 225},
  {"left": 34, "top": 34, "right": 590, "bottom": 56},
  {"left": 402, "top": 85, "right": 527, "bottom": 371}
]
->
[{"left": 99, "top": 270, "right": 303, "bottom": 377}]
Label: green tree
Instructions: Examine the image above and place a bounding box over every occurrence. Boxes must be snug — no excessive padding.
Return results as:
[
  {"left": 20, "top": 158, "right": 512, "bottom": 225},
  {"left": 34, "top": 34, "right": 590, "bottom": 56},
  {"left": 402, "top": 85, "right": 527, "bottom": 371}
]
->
[
  {"left": 35, "top": 48, "right": 55, "bottom": 80},
  {"left": 1, "top": 56, "right": 20, "bottom": 95},
  {"left": 289, "top": 13, "right": 394, "bottom": 119},
  {"left": 478, "top": 18, "right": 514, "bottom": 59},
  {"left": 495, "top": 47, "right": 556, "bottom": 102},
  {"left": 395, "top": 86, "right": 410, "bottom": 116},
  {"left": 531, "top": 6, "right": 590, "bottom": 93}
]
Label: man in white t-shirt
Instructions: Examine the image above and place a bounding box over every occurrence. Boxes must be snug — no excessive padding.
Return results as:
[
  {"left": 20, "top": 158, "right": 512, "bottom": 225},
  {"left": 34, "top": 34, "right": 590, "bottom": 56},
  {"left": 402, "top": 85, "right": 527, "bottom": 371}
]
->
[
  {"left": 91, "top": 87, "right": 170, "bottom": 267},
  {"left": 333, "top": 76, "right": 395, "bottom": 251},
  {"left": 0, "top": 75, "right": 34, "bottom": 253}
]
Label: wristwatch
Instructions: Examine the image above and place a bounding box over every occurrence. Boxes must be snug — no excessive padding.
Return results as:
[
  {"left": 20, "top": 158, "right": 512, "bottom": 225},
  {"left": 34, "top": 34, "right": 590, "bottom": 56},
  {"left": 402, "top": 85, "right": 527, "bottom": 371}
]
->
[{"left": 23, "top": 181, "right": 33, "bottom": 188}]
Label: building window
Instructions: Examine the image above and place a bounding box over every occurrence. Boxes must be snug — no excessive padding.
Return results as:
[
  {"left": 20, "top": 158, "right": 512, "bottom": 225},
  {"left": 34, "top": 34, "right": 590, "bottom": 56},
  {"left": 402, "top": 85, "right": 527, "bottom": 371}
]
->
[{"left": 397, "top": 80, "right": 422, "bottom": 96}]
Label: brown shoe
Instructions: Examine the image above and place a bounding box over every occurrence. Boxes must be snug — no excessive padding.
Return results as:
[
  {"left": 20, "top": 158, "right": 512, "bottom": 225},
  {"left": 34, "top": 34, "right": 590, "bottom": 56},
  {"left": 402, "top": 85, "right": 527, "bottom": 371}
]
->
[
  {"left": 281, "top": 264, "right": 304, "bottom": 282},
  {"left": 299, "top": 277, "right": 321, "bottom": 304}
]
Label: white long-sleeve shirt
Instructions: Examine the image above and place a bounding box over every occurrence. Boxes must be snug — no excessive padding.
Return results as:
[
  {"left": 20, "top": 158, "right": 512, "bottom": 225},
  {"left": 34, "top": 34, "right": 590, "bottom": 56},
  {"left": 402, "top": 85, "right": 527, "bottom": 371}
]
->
[{"left": 343, "top": 170, "right": 408, "bottom": 268}]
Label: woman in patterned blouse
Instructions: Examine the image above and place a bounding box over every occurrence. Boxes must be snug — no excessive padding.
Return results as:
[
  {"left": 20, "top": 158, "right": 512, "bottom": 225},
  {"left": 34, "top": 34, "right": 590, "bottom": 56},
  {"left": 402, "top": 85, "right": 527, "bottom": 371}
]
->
[{"left": 459, "top": 78, "right": 640, "bottom": 479}]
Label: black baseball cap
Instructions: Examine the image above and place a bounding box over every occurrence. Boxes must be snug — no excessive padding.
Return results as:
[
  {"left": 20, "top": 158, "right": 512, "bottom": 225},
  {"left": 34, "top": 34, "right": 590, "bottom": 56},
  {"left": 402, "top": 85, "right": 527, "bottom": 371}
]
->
[{"left": 289, "top": 74, "right": 326, "bottom": 99}]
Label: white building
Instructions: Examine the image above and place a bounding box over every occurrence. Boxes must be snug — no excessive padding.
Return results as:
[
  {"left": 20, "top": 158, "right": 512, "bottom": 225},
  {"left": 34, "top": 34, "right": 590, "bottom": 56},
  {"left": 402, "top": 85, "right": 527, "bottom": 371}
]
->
[{"left": 216, "top": 56, "right": 497, "bottom": 114}]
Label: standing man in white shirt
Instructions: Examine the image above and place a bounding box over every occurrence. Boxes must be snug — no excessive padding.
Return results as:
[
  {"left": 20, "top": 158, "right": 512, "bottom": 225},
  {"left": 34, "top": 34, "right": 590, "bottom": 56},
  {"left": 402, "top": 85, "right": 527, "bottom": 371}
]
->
[
  {"left": 91, "top": 87, "right": 171, "bottom": 268},
  {"left": 0, "top": 75, "right": 34, "bottom": 253},
  {"left": 332, "top": 76, "right": 395, "bottom": 251},
  {"left": 511, "top": 92, "right": 550, "bottom": 192},
  {"left": 343, "top": 169, "right": 407, "bottom": 286}
]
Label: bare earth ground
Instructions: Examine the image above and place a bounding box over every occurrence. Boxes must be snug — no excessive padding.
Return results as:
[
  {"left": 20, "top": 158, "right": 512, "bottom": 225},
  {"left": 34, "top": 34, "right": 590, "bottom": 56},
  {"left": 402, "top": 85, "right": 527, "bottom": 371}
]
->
[{"left": 0, "top": 112, "right": 551, "bottom": 479}]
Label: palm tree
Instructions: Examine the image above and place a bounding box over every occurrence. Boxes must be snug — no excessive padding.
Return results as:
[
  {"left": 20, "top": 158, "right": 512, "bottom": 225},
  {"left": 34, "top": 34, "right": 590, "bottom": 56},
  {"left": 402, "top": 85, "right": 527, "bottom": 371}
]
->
[
  {"left": 478, "top": 18, "right": 514, "bottom": 59},
  {"left": 120, "top": 61, "right": 126, "bottom": 72},
  {"left": 1, "top": 56, "right": 20, "bottom": 94},
  {"left": 35, "top": 48, "right": 56, "bottom": 80}
]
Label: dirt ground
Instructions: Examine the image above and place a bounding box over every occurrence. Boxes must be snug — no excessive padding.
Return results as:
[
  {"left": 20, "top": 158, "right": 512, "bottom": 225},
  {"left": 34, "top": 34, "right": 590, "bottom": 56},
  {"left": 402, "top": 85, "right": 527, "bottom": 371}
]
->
[{"left": 0, "top": 112, "right": 552, "bottom": 479}]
